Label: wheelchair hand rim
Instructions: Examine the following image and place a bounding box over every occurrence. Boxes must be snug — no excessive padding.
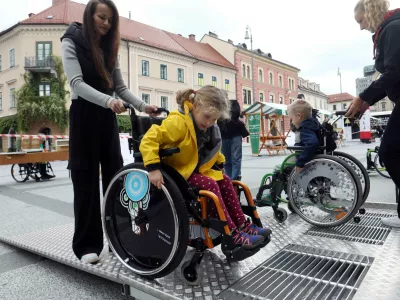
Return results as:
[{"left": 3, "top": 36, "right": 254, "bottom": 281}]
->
[{"left": 103, "top": 168, "right": 180, "bottom": 276}]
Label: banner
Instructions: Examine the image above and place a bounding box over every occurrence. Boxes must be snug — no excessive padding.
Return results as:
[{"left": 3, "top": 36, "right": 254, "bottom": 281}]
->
[
  {"left": 360, "top": 107, "right": 371, "bottom": 142},
  {"left": 248, "top": 113, "right": 261, "bottom": 155}
]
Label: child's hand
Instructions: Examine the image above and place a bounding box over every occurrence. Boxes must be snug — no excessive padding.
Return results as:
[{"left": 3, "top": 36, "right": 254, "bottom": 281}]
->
[
  {"left": 148, "top": 170, "right": 164, "bottom": 189},
  {"left": 296, "top": 166, "right": 304, "bottom": 173}
]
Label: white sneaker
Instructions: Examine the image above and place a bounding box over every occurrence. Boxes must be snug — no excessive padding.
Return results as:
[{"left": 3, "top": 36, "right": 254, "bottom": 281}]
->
[
  {"left": 81, "top": 253, "right": 100, "bottom": 264},
  {"left": 381, "top": 217, "right": 400, "bottom": 228}
]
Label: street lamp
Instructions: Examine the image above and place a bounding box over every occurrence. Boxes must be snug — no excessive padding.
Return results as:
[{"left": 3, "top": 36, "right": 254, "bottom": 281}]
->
[
  {"left": 245, "top": 25, "right": 256, "bottom": 104},
  {"left": 337, "top": 67, "right": 343, "bottom": 110}
]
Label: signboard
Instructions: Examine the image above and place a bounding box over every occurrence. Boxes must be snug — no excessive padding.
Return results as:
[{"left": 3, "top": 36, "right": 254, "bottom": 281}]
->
[
  {"left": 360, "top": 108, "right": 371, "bottom": 142},
  {"left": 248, "top": 113, "right": 261, "bottom": 156}
]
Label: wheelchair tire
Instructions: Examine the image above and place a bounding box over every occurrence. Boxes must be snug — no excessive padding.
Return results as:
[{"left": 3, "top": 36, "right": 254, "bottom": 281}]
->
[
  {"left": 373, "top": 154, "right": 391, "bottom": 179},
  {"left": 287, "top": 155, "right": 362, "bottom": 227},
  {"left": 333, "top": 151, "right": 370, "bottom": 206},
  {"left": 274, "top": 207, "right": 288, "bottom": 223},
  {"left": 103, "top": 163, "right": 189, "bottom": 279}
]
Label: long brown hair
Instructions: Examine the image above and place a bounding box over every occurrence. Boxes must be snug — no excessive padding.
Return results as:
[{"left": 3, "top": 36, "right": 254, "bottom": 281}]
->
[
  {"left": 83, "top": 0, "right": 120, "bottom": 88},
  {"left": 176, "top": 86, "right": 231, "bottom": 120}
]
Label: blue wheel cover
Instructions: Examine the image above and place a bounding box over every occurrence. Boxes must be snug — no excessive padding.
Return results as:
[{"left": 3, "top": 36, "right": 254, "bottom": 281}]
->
[{"left": 125, "top": 171, "right": 150, "bottom": 202}]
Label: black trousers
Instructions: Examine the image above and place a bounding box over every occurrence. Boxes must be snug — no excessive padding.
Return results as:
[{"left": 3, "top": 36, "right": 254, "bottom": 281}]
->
[
  {"left": 69, "top": 100, "right": 123, "bottom": 259},
  {"left": 378, "top": 102, "right": 400, "bottom": 218}
]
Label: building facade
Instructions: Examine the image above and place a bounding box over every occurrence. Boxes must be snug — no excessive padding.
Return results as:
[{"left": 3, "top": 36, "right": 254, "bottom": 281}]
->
[
  {"left": 298, "top": 78, "right": 329, "bottom": 111},
  {"left": 0, "top": 0, "right": 236, "bottom": 134}
]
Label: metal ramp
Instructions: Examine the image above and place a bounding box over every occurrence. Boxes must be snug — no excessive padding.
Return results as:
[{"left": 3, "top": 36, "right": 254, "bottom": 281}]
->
[{"left": 1, "top": 207, "right": 400, "bottom": 300}]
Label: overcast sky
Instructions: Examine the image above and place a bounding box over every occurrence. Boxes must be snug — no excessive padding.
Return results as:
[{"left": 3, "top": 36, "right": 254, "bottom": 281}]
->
[{"left": 2, "top": 0, "right": 400, "bottom": 96}]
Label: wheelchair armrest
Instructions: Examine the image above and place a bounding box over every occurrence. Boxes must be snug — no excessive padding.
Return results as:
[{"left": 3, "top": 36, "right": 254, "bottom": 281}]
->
[
  {"left": 287, "top": 146, "right": 326, "bottom": 151},
  {"left": 133, "top": 147, "right": 180, "bottom": 158}
]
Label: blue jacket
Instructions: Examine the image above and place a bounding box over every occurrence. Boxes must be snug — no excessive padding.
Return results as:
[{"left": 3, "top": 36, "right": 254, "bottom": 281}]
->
[{"left": 294, "top": 117, "right": 320, "bottom": 167}]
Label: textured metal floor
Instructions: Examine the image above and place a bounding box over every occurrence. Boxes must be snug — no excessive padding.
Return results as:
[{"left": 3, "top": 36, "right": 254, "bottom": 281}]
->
[{"left": 0, "top": 207, "right": 399, "bottom": 300}]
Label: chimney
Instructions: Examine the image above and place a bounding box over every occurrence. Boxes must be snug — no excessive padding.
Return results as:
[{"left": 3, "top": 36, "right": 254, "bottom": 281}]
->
[
  {"left": 189, "top": 34, "right": 196, "bottom": 41},
  {"left": 28, "top": 13, "right": 35, "bottom": 18},
  {"left": 228, "top": 39, "right": 233, "bottom": 44},
  {"left": 129, "top": 11, "right": 131, "bottom": 19},
  {"left": 209, "top": 31, "right": 218, "bottom": 38},
  {"left": 52, "top": 0, "right": 65, "bottom": 6}
]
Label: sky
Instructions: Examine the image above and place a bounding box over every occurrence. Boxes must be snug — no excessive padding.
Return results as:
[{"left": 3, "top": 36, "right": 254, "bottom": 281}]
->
[{"left": 2, "top": 0, "right": 400, "bottom": 96}]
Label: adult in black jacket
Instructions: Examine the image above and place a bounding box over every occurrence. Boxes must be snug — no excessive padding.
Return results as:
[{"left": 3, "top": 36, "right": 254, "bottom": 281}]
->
[
  {"left": 61, "top": 0, "right": 158, "bottom": 264},
  {"left": 347, "top": 0, "right": 400, "bottom": 227},
  {"left": 218, "top": 100, "right": 249, "bottom": 180}
]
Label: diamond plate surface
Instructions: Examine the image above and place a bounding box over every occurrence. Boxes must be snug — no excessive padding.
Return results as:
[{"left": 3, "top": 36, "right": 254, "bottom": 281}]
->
[{"left": 0, "top": 207, "right": 399, "bottom": 300}]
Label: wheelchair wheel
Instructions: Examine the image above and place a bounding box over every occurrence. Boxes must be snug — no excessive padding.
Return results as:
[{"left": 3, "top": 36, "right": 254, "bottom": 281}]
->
[
  {"left": 333, "top": 151, "right": 370, "bottom": 206},
  {"left": 287, "top": 155, "right": 362, "bottom": 227},
  {"left": 274, "top": 207, "right": 288, "bottom": 223},
  {"left": 103, "top": 163, "right": 189, "bottom": 278},
  {"left": 11, "top": 164, "right": 30, "bottom": 183},
  {"left": 373, "top": 154, "right": 391, "bottom": 179}
]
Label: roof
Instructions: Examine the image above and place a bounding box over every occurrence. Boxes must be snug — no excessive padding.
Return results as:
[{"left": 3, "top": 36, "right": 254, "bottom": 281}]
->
[
  {"left": 298, "top": 85, "right": 328, "bottom": 98},
  {"left": 327, "top": 93, "right": 354, "bottom": 103},
  {"left": 5, "top": 0, "right": 235, "bottom": 70}
]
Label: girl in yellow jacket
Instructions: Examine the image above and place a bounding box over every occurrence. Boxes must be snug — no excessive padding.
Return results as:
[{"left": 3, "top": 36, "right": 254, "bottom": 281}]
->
[{"left": 140, "top": 86, "right": 270, "bottom": 250}]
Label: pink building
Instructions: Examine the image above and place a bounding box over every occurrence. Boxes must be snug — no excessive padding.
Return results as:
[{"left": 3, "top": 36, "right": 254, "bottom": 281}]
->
[{"left": 201, "top": 33, "right": 300, "bottom": 132}]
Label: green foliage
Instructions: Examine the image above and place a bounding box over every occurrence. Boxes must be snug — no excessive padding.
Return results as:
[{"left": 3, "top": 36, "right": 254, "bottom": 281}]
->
[
  {"left": 117, "top": 115, "right": 132, "bottom": 133},
  {"left": 0, "top": 114, "right": 18, "bottom": 134},
  {"left": 16, "top": 56, "right": 69, "bottom": 132}
]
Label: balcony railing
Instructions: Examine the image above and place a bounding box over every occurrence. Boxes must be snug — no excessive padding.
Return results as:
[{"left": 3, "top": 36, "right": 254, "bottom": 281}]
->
[{"left": 25, "top": 56, "right": 56, "bottom": 71}]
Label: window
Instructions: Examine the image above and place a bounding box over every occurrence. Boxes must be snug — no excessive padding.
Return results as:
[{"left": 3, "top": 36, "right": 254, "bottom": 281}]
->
[
  {"left": 39, "top": 83, "right": 51, "bottom": 96},
  {"left": 0, "top": 55, "right": 2, "bottom": 72},
  {"left": 9, "top": 49, "right": 15, "bottom": 68},
  {"left": 224, "top": 79, "right": 230, "bottom": 91},
  {"left": 142, "top": 60, "right": 149, "bottom": 76},
  {"left": 259, "top": 69, "right": 263, "bottom": 82},
  {"left": 36, "top": 42, "right": 52, "bottom": 63},
  {"left": 289, "top": 78, "right": 294, "bottom": 90},
  {"left": 269, "top": 94, "right": 274, "bottom": 103},
  {"left": 212, "top": 76, "right": 217, "bottom": 87},
  {"left": 382, "top": 102, "right": 386, "bottom": 110},
  {"left": 243, "top": 88, "right": 252, "bottom": 105},
  {"left": 242, "top": 64, "right": 246, "bottom": 77},
  {"left": 178, "top": 68, "right": 184, "bottom": 83},
  {"left": 160, "top": 64, "right": 167, "bottom": 80},
  {"left": 247, "top": 66, "right": 250, "bottom": 79},
  {"left": 320, "top": 100, "right": 322, "bottom": 109},
  {"left": 279, "top": 96, "right": 283, "bottom": 104},
  {"left": 333, "top": 104, "right": 337, "bottom": 110},
  {"left": 161, "top": 96, "right": 168, "bottom": 109},
  {"left": 198, "top": 73, "right": 204, "bottom": 86},
  {"left": 10, "top": 88, "right": 15, "bottom": 108},
  {"left": 279, "top": 75, "right": 283, "bottom": 88},
  {"left": 259, "top": 92, "right": 264, "bottom": 102},
  {"left": 118, "top": 54, "right": 120, "bottom": 62},
  {"left": 343, "top": 103, "right": 347, "bottom": 109},
  {"left": 142, "top": 93, "right": 150, "bottom": 104},
  {"left": 269, "top": 72, "right": 273, "bottom": 85},
  {"left": 0, "top": 92, "right": 2, "bottom": 111},
  {"left": 290, "top": 98, "right": 294, "bottom": 104}
]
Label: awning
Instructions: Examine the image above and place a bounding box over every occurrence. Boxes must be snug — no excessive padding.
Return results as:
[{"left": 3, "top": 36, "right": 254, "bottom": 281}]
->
[{"left": 242, "top": 102, "right": 288, "bottom": 116}]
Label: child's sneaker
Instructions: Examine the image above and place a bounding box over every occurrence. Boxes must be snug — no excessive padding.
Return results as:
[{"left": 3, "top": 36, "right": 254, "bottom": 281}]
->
[
  {"left": 232, "top": 230, "right": 264, "bottom": 250},
  {"left": 241, "top": 220, "right": 272, "bottom": 238}
]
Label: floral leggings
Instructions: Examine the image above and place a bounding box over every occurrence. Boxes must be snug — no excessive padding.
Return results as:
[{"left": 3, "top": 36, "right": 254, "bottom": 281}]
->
[{"left": 187, "top": 173, "right": 246, "bottom": 230}]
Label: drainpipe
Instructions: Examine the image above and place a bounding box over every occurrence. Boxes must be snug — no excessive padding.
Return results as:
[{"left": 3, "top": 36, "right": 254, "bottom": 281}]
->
[{"left": 127, "top": 40, "right": 131, "bottom": 89}]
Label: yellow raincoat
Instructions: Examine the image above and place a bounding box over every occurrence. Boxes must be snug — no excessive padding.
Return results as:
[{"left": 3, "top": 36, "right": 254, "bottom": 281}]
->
[{"left": 139, "top": 102, "right": 225, "bottom": 181}]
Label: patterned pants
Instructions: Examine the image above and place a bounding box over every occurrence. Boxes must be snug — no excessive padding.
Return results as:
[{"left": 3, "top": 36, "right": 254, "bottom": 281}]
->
[{"left": 187, "top": 173, "right": 246, "bottom": 230}]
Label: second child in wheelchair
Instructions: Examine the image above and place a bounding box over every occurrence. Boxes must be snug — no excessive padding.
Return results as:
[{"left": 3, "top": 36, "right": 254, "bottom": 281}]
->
[{"left": 255, "top": 100, "right": 365, "bottom": 227}]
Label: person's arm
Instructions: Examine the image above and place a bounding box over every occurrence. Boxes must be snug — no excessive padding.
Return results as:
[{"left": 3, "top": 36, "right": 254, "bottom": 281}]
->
[
  {"left": 139, "top": 115, "right": 186, "bottom": 171},
  {"left": 61, "top": 38, "right": 113, "bottom": 108},
  {"left": 360, "top": 25, "right": 400, "bottom": 105},
  {"left": 113, "top": 60, "right": 147, "bottom": 112},
  {"left": 296, "top": 129, "right": 319, "bottom": 168}
]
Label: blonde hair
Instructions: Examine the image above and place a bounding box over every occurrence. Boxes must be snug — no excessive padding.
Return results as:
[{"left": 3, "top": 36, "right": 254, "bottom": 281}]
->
[
  {"left": 288, "top": 99, "right": 312, "bottom": 118},
  {"left": 176, "top": 85, "right": 231, "bottom": 120},
  {"left": 355, "top": 0, "right": 390, "bottom": 32}
]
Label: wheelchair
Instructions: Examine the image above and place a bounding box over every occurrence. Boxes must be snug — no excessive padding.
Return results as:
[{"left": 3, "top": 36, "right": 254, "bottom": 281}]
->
[
  {"left": 255, "top": 110, "right": 368, "bottom": 227},
  {"left": 102, "top": 105, "right": 270, "bottom": 285}
]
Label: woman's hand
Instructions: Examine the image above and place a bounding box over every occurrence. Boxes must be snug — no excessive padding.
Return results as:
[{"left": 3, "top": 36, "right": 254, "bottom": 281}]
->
[
  {"left": 345, "top": 97, "right": 363, "bottom": 118},
  {"left": 108, "top": 99, "right": 127, "bottom": 114},
  {"left": 145, "top": 105, "right": 161, "bottom": 116},
  {"left": 148, "top": 170, "right": 164, "bottom": 189}
]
